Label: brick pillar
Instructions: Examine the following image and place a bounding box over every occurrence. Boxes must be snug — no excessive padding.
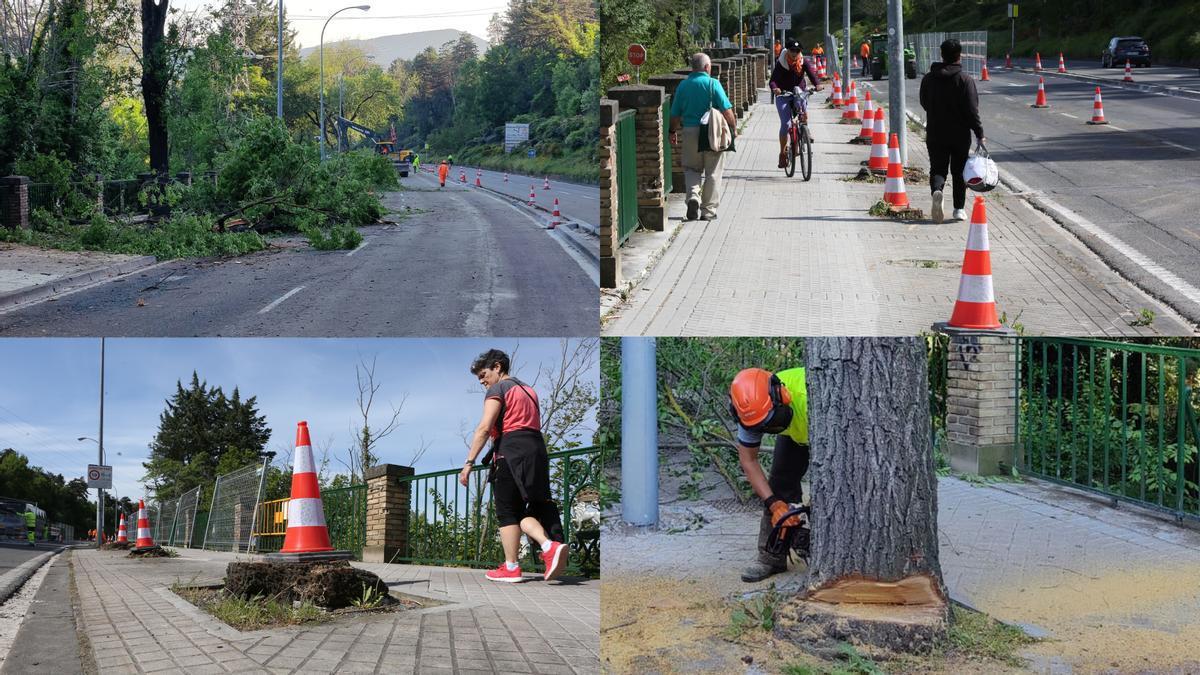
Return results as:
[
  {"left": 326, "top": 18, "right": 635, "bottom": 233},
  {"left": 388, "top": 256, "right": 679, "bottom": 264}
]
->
[
  {"left": 599, "top": 99, "right": 621, "bottom": 289},
  {"left": 363, "top": 463, "right": 414, "bottom": 563},
  {"left": 944, "top": 332, "right": 1018, "bottom": 475},
  {"left": 647, "top": 74, "right": 687, "bottom": 195},
  {"left": 0, "top": 176, "right": 30, "bottom": 230},
  {"left": 710, "top": 60, "right": 731, "bottom": 113},
  {"left": 729, "top": 55, "right": 746, "bottom": 112},
  {"left": 605, "top": 85, "right": 666, "bottom": 233}
]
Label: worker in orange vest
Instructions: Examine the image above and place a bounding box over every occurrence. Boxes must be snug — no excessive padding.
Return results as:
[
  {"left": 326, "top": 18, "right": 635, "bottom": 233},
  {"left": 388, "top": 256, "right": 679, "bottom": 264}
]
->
[
  {"left": 860, "top": 40, "right": 871, "bottom": 76},
  {"left": 437, "top": 160, "right": 450, "bottom": 188}
]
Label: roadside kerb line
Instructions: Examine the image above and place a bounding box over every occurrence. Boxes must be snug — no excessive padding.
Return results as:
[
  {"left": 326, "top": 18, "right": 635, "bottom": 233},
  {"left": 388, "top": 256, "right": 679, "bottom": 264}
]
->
[
  {"left": 257, "top": 285, "right": 305, "bottom": 315},
  {"left": 906, "top": 108, "right": 1200, "bottom": 326},
  {"left": 346, "top": 238, "right": 370, "bottom": 256},
  {"left": 473, "top": 187, "right": 599, "bottom": 285},
  {"left": 0, "top": 258, "right": 175, "bottom": 316},
  {"left": 0, "top": 549, "right": 59, "bottom": 605}
]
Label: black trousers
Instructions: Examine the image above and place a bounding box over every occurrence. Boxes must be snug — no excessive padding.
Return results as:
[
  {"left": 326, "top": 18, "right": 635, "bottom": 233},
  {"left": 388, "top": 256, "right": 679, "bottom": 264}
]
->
[
  {"left": 755, "top": 434, "right": 810, "bottom": 566},
  {"left": 926, "top": 133, "right": 972, "bottom": 210}
]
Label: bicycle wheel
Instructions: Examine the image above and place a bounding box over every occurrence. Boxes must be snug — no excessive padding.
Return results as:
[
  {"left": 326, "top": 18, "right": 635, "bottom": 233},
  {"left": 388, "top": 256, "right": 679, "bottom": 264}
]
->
[
  {"left": 799, "top": 126, "right": 813, "bottom": 182},
  {"left": 785, "top": 129, "right": 797, "bottom": 178}
]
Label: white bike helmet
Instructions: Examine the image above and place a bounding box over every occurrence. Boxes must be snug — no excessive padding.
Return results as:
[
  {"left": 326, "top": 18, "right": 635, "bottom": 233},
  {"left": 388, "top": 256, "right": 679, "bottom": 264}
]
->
[{"left": 964, "top": 142, "right": 999, "bottom": 192}]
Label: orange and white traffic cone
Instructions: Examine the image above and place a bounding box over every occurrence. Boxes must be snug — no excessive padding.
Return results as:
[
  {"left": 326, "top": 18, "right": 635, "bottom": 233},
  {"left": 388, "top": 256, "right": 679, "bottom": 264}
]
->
[
  {"left": 948, "top": 197, "right": 1001, "bottom": 330},
  {"left": 475, "top": 173, "right": 482, "bottom": 187},
  {"left": 1034, "top": 52, "right": 1043, "bottom": 72},
  {"left": 831, "top": 76, "right": 843, "bottom": 107},
  {"left": 818, "top": 56, "right": 827, "bottom": 80},
  {"left": 459, "top": 170, "right": 466, "bottom": 183},
  {"left": 134, "top": 499, "right": 155, "bottom": 549},
  {"left": 1087, "top": 86, "right": 1108, "bottom": 124},
  {"left": 117, "top": 513, "right": 128, "bottom": 543},
  {"left": 842, "top": 80, "right": 860, "bottom": 120},
  {"left": 868, "top": 108, "right": 889, "bottom": 173},
  {"left": 859, "top": 91, "right": 875, "bottom": 139},
  {"left": 1005, "top": 53, "right": 1012, "bottom": 69},
  {"left": 1031, "top": 77, "right": 1050, "bottom": 108},
  {"left": 550, "top": 198, "right": 561, "bottom": 228},
  {"left": 882, "top": 133, "right": 909, "bottom": 208},
  {"left": 278, "top": 421, "right": 334, "bottom": 554},
  {"left": 1124, "top": 59, "right": 1134, "bottom": 82},
  {"left": 528, "top": 186, "right": 536, "bottom": 206},
  {"left": 981, "top": 62, "right": 990, "bottom": 81},
  {"left": 1057, "top": 52, "right": 1067, "bottom": 73}
]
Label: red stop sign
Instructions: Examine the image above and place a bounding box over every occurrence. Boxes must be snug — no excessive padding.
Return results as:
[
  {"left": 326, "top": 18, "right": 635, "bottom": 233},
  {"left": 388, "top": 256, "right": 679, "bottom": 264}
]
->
[{"left": 628, "top": 44, "right": 646, "bottom": 67}]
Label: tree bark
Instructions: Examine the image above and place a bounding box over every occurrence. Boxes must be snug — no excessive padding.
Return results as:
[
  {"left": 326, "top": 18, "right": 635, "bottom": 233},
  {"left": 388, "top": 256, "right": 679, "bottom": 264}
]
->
[
  {"left": 141, "top": 0, "right": 170, "bottom": 176},
  {"left": 774, "top": 338, "right": 949, "bottom": 655}
]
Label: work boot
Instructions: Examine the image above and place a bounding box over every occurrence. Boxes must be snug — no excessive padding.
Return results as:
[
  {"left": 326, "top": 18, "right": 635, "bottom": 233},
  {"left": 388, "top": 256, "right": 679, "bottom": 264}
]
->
[
  {"left": 952, "top": 208, "right": 966, "bottom": 222},
  {"left": 741, "top": 560, "right": 786, "bottom": 583},
  {"left": 686, "top": 198, "right": 700, "bottom": 221},
  {"left": 931, "top": 189, "right": 944, "bottom": 224},
  {"left": 778, "top": 151, "right": 788, "bottom": 168}
]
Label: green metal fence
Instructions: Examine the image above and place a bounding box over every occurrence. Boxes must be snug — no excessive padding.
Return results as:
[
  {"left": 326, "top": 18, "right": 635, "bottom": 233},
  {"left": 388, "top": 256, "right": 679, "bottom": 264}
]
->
[
  {"left": 1016, "top": 337, "right": 1200, "bottom": 520},
  {"left": 398, "top": 446, "right": 601, "bottom": 575},
  {"left": 322, "top": 484, "right": 367, "bottom": 559},
  {"left": 661, "top": 96, "right": 673, "bottom": 195},
  {"left": 615, "top": 109, "right": 639, "bottom": 244}
]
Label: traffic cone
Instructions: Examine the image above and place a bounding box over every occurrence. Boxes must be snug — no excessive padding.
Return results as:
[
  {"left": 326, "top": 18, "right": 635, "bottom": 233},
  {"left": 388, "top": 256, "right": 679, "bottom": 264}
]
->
[
  {"left": 842, "top": 80, "right": 860, "bottom": 120},
  {"left": 116, "top": 513, "right": 128, "bottom": 543},
  {"left": 981, "top": 62, "right": 990, "bottom": 81},
  {"left": 475, "top": 173, "right": 482, "bottom": 187},
  {"left": 948, "top": 197, "right": 1002, "bottom": 330},
  {"left": 868, "top": 108, "right": 889, "bottom": 173},
  {"left": 859, "top": 91, "right": 875, "bottom": 139},
  {"left": 1087, "top": 87, "right": 1108, "bottom": 124},
  {"left": 528, "top": 186, "right": 536, "bottom": 206},
  {"left": 550, "top": 198, "right": 561, "bottom": 228},
  {"left": 1031, "top": 77, "right": 1050, "bottom": 108},
  {"left": 544, "top": 176, "right": 551, "bottom": 190},
  {"left": 1035, "top": 52, "right": 1043, "bottom": 72},
  {"left": 278, "top": 421, "right": 334, "bottom": 554},
  {"left": 818, "top": 56, "right": 827, "bottom": 80},
  {"left": 1006, "top": 53, "right": 1012, "bottom": 69},
  {"left": 134, "top": 499, "right": 155, "bottom": 549},
  {"left": 1057, "top": 52, "right": 1067, "bottom": 73},
  {"left": 1124, "top": 59, "right": 1134, "bottom": 82},
  {"left": 459, "top": 170, "right": 466, "bottom": 183},
  {"left": 831, "top": 76, "right": 843, "bottom": 106},
  {"left": 853, "top": 55, "right": 859, "bottom": 70},
  {"left": 882, "top": 133, "right": 909, "bottom": 208}
]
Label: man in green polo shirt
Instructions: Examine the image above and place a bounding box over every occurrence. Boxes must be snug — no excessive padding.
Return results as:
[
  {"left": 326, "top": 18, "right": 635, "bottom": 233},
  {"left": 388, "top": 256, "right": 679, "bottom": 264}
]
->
[
  {"left": 728, "top": 367, "right": 810, "bottom": 582},
  {"left": 668, "top": 53, "right": 738, "bottom": 222}
]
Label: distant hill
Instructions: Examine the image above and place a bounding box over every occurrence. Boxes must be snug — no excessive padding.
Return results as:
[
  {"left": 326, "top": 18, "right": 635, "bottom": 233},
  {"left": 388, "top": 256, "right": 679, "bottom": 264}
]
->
[{"left": 299, "top": 30, "right": 489, "bottom": 66}]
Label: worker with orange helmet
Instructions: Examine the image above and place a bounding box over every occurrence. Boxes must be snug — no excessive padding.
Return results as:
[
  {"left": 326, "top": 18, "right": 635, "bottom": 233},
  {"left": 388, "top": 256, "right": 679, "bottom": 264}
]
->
[
  {"left": 437, "top": 160, "right": 450, "bottom": 188},
  {"left": 728, "top": 367, "right": 809, "bottom": 583}
]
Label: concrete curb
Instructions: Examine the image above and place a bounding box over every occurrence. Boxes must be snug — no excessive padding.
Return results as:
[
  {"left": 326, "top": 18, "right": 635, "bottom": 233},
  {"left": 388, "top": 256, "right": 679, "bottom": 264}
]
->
[
  {"left": 553, "top": 224, "right": 599, "bottom": 264},
  {"left": 0, "top": 548, "right": 58, "bottom": 605},
  {"left": 902, "top": 108, "right": 1200, "bottom": 330},
  {"left": 0, "top": 255, "right": 158, "bottom": 309},
  {"left": 1007, "top": 65, "right": 1200, "bottom": 102},
  {"left": 471, "top": 180, "right": 598, "bottom": 259}
]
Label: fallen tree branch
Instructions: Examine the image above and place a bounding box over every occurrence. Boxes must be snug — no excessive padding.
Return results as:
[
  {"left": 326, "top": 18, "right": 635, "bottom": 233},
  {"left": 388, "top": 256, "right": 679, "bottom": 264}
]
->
[{"left": 664, "top": 386, "right": 748, "bottom": 504}]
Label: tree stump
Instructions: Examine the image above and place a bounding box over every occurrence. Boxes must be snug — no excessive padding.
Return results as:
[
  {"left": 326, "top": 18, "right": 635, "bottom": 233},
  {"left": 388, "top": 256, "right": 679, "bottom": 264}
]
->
[{"left": 224, "top": 561, "right": 389, "bottom": 609}]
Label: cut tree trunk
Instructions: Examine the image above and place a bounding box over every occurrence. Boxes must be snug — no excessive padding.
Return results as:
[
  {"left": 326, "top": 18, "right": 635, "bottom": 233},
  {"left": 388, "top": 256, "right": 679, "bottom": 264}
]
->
[
  {"left": 774, "top": 337, "right": 949, "bottom": 657},
  {"left": 141, "top": 0, "right": 170, "bottom": 177}
]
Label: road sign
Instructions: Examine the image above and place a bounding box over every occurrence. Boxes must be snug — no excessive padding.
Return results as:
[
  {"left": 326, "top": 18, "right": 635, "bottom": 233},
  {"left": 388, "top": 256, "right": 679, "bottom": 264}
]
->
[
  {"left": 504, "top": 122, "right": 530, "bottom": 154},
  {"left": 87, "top": 464, "right": 112, "bottom": 489},
  {"left": 1007, "top": 3, "right": 1018, "bottom": 17},
  {"left": 775, "top": 13, "right": 791, "bottom": 29},
  {"left": 627, "top": 44, "right": 646, "bottom": 67},
  {"left": 527, "top": 148, "right": 536, "bottom": 158}
]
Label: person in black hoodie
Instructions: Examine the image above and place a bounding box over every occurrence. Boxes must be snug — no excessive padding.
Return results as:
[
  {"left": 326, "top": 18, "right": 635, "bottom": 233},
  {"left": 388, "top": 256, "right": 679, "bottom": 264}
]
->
[{"left": 919, "top": 38, "right": 985, "bottom": 223}]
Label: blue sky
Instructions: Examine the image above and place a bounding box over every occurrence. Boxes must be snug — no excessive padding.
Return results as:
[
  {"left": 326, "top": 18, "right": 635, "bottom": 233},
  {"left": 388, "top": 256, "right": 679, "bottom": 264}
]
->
[{"left": 0, "top": 338, "right": 597, "bottom": 501}]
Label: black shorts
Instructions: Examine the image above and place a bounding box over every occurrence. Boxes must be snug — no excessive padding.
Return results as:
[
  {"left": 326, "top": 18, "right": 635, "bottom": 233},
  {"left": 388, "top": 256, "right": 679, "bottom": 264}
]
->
[{"left": 491, "top": 431, "right": 551, "bottom": 527}]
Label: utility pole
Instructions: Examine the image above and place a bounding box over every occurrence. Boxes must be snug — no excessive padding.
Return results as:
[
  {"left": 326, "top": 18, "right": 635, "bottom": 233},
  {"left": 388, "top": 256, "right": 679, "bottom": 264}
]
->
[
  {"left": 738, "top": 0, "right": 743, "bottom": 53},
  {"left": 887, "top": 0, "right": 907, "bottom": 164},
  {"left": 276, "top": 0, "right": 283, "bottom": 119},
  {"left": 843, "top": 0, "right": 851, "bottom": 98},
  {"left": 95, "top": 338, "right": 105, "bottom": 544},
  {"left": 716, "top": 0, "right": 720, "bottom": 45},
  {"left": 621, "top": 338, "right": 658, "bottom": 527}
]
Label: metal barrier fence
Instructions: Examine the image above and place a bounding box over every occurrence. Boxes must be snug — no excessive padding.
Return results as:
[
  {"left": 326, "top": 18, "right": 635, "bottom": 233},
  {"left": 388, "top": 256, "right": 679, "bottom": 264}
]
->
[
  {"left": 26, "top": 183, "right": 57, "bottom": 214},
  {"left": 155, "top": 496, "right": 179, "bottom": 544},
  {"left": 399, "top": 446, "right": 601, "bottom": 575},
  {"left": 615, "top": 109, "right": 639, "bottom": 244},
  {"left": 102, "top": 180, "right": 142, "bottom": 216},
  {"left": 170, "top": 486, "right": 201, "bottom": 546},
  {"left": 1017, "top": 338, "right": 1200, "bottom": 520},
  {"left": 253, "top": 485, "right": 368, "bottom": 559},
  {"left": 910, "top": 31, "right": 988, "bottom": 79},
  {"left": 202, "top": 459, "right": 269, "bottom": 553},
  {"left": 661, "top": 96, "right": 674, "bottom": 195}
]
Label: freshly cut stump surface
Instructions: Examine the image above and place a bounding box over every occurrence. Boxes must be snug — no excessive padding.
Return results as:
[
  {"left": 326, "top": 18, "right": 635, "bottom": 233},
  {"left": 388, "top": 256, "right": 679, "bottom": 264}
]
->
[
  {"left": 775, "top": 598, "right": 949, "bottom": 658},
  {"left": 128, "top": 545, "right": 168, "bottom": 557},
  {"left": 225, "top": 561, "right": 390, "bottom": 609}
]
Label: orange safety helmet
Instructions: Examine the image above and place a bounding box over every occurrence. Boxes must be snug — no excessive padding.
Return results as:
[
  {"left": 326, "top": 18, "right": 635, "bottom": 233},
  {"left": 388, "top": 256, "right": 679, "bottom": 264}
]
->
[{"left": 728, "top": 368, "right": 793, "bottom": 432}]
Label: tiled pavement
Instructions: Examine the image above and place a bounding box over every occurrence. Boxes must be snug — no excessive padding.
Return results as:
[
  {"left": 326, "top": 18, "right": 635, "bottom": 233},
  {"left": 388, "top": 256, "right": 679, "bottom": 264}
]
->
[
  {"left": 602, "top": 88, "right": 1192, "bottom": 336},
  {"left": 72, "top": 547, "right": 598, "bottom": 674}
]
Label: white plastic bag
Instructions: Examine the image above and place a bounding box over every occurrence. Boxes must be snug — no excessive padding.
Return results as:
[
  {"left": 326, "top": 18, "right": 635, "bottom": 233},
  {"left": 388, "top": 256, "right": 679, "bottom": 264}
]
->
[{"left": 964, "top": 141, "right": 998, "bottom": 192}]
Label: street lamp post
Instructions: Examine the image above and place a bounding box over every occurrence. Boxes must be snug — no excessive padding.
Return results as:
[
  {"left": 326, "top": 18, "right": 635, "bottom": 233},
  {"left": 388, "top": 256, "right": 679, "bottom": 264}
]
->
[
  {"left": 319, "top": 5, "right": 370, "bottom": 161},
  {"left": 276, "top": 0, "right": 284, "bottom": 119}
]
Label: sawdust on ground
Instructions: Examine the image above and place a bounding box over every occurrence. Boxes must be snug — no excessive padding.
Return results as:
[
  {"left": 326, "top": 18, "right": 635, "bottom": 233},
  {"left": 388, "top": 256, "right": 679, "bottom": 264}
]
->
[{"left": 977, "top": 565, "right": 1200, "bottom": 673}]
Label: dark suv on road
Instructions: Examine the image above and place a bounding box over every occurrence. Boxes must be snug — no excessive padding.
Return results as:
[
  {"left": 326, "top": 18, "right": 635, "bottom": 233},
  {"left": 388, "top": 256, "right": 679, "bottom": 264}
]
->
[{"left": 1102, "top": 36, "right": 1151, "bottom": 68}]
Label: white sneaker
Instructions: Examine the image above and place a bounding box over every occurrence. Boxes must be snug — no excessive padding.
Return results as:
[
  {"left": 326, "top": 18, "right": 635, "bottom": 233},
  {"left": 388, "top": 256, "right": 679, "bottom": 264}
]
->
[
  {"left": 931, "top": 190, "right": 944, "bottom": 224},
  {"left": 952, "top": 208, "right": 966, "bottom": 222}
]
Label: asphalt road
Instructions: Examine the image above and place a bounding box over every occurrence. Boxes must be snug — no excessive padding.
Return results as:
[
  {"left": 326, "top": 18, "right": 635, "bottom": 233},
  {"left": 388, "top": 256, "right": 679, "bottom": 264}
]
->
[
  {"left": 0, "top": 542, "right": 55, "bottom": 574},
  {"left": 427, "top": 164, "right": 599, "bottom": 228},
  {"left": 1005, "top": 56, "right": 1200, "bottom": 92},
  {"left": 0, "top": 173, "right": 599, "bottom": 337},
  {"left": 867, "top": 66, "right": 1200, "bottom": 322}
]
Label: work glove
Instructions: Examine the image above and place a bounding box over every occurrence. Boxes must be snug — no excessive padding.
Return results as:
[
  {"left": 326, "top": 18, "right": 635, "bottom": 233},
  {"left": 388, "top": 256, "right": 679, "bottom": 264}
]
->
[{"left": 765, "top": 495, "right": 801, "bottom": 530}]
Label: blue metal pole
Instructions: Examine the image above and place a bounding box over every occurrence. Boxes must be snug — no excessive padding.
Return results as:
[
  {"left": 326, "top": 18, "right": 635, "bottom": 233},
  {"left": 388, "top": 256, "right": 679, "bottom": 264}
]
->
[{"left": 621, "top": 337, "right": 658, "bottom": 526}]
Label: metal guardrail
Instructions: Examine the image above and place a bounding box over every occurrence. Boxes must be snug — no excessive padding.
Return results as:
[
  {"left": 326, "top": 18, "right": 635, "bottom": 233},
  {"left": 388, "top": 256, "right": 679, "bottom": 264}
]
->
[
  {"left": 615, "top": 109, "right": 639, "bottom": 244},
  {"left": 1017, "top": 338, "right": 1200, "bottom": 520}
]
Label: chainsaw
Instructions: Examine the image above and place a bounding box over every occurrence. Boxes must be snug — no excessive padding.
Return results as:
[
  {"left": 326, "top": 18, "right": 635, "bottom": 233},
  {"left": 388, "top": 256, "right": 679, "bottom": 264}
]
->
[{"left": 764, "top": 503, "right": 812, "bottom": 562}]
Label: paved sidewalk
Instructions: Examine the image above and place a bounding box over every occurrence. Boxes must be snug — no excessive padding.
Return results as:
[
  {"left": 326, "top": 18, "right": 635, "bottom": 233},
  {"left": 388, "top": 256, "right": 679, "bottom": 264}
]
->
[
  {"left": 0, "top": 243, "right": 157, "bottom": 309},
  {"left": 71, "top": 547, "right": 598, "bottom": 674},
  {"left": 602, "top": 89, "right": 1193, "bottom": 336}
]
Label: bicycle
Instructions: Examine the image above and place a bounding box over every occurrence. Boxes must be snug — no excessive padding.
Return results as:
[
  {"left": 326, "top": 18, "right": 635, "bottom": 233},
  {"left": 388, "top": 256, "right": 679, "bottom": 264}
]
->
[{"left": 778, "top": 87, "right": 815, "bottom": 181}]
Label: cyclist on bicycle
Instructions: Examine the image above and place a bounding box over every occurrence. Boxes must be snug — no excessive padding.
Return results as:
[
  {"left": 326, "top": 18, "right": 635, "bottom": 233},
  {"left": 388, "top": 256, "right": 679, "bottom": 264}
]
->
[{"left": 770, "top": 39, "right": 822, "bottom": 169}]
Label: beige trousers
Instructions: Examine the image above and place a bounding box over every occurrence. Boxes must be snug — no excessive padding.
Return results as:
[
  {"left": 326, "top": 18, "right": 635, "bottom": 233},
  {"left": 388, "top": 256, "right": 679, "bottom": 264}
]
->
[{"left": 681, "top": 126, "right": 724, "bottom": 217}]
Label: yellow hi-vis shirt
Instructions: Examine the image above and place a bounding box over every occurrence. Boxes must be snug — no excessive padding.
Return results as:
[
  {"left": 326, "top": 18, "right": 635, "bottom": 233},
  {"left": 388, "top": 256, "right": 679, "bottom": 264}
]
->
[{"left": 735, "top": 367, "right": 809, "bottom": 446}]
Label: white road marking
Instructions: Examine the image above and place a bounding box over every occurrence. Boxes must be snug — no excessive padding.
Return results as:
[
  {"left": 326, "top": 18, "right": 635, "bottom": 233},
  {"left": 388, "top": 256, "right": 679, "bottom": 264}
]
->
[
  {"left": 346, "top": 238, "right": 369, "bottom": 256},
  {"left": 1163, "top": 141, "right": 1195, "bottom": 152},
  {"left": 257, "top": 285, "right": 305, "bottom": 314},
  {"left": 1107, "top": 124, "right": 1127, "bottom": 131},
  {"left": 1059, "top": 112, "right": 1079, "bottom": 119},
  {"left": 1004, "top": 96, "right": 1017, "bottom": 103}
]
